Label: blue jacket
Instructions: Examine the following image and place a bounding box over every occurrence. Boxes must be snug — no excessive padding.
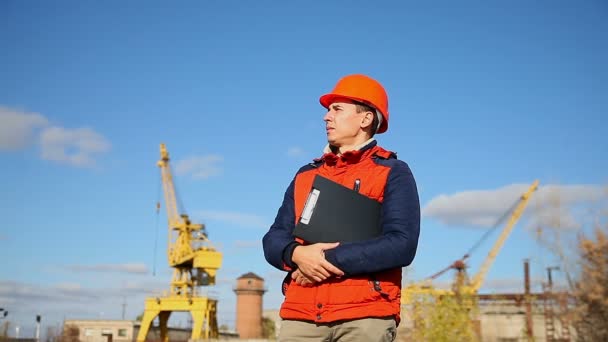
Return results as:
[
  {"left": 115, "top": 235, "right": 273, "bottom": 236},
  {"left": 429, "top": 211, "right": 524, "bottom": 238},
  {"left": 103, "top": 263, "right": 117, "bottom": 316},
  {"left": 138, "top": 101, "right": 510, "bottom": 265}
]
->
[
  {"left": 262, "top": 140, "right": 420, "bottom": 323},
  {"left": 263, "top": 140, "right": 420, "bottom": 276}
]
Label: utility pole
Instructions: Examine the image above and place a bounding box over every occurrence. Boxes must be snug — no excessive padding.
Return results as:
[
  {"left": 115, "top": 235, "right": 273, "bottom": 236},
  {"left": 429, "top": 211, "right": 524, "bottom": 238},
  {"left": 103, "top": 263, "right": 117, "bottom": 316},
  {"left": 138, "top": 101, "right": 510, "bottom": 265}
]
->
[
  {"left": 122, "top": 297, "right": 127, "bottom": 320},
  {"left": 36, "top": 314, "right": 41, "bottom": 342},
  {"left": 547, "top": 266, "right": 559, "bottom": 289},
  {"left": 544, "top": 265, "right": 560, "bottom": 342},
  {"left": 524, "top": 259, "right": 534, "bottom": 341}
]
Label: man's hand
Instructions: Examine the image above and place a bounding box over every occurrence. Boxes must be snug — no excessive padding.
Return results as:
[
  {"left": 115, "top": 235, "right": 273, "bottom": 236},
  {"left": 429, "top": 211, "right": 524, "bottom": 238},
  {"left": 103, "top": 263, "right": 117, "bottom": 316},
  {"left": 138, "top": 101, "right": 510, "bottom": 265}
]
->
[
  {"left": 291, "top": 269, "right": 314, "bottom": 286},
  {"left": 292, "top": 242, "right": 344, "bottom": 282}
]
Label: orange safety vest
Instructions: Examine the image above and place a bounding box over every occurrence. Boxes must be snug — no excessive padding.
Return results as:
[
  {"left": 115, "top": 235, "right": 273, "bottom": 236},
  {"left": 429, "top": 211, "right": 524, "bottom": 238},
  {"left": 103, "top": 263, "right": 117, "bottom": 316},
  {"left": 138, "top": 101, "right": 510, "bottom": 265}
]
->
[{"left": 279, "top": 145, "right": 403, "bottom": 324}]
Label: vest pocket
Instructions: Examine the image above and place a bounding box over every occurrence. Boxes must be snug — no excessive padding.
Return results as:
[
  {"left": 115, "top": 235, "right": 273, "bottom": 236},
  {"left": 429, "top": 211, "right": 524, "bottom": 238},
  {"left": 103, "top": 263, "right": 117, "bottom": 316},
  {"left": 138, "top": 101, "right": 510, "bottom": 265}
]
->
[{"left": 325, "top": 278, "right": 386, "bottom": 305}]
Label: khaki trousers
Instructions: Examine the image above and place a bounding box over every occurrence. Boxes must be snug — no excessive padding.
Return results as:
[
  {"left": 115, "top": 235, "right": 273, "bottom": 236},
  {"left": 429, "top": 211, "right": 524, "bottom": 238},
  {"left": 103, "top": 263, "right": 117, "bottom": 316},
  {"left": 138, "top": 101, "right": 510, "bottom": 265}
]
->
[{"left": 278, "top": 317, "right": 397, "bottom": 342}]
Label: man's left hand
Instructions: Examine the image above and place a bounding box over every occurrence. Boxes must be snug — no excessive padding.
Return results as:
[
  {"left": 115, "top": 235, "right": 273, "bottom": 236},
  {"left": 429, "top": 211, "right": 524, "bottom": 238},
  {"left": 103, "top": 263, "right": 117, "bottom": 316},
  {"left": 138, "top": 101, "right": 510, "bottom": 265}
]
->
[{"left": 291, "top": 269, "right": 315, "bottom": 286}]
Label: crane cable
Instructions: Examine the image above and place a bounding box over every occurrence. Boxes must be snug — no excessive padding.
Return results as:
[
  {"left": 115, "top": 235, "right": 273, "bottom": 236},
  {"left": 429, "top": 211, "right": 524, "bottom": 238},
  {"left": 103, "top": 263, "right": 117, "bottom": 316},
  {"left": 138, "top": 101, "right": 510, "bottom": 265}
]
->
[
  {"left": 152, "top": 161, "right": 186, "bottom": 277},
  {"left": 426, "top": 194, "right": 522, "bottom": 281},
  {"left": 171, "top": 163, "right": 187, "bottom": 217},
  {"left": 463, "top": 196, "right": 521, "bottom": 259}
]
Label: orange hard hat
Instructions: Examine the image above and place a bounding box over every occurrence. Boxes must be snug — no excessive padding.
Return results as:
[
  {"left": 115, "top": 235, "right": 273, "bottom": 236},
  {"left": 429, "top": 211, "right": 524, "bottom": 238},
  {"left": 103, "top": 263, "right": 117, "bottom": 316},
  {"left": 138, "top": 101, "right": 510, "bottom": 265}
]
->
[{"left": 319, "top": 74, "right": 389, "bottom": 134}]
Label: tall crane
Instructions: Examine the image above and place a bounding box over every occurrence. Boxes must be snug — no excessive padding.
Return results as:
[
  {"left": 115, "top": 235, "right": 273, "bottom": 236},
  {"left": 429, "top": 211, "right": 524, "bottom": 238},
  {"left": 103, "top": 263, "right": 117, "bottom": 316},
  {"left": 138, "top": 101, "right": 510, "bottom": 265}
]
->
[
  {"left": 402, "top": 180, "right": 539, "bottom": 302},
  {"left": 137, "top": 143, "right": 223, "bottom": 342}
]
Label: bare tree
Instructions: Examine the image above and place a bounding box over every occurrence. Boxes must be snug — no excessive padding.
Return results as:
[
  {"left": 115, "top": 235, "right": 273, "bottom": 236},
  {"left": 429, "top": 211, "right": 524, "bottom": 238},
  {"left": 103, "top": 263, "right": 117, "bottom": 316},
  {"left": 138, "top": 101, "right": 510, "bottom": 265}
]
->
[
  {"left": 399, "top": 290, "right": 479, "bottom": 342},
  {"left": 529, "top": 184, "right": 608, "bottom": 341},
  {"left": 571, "top": 226, "right": 608, "bottom": 341},
  {"left": 262, "top": 317, "right": 276, "bottom": 340},
  {"left": 58, "top": 325, "right": 80, "bottom": 342},
  {"left": 0, "top": 321, "right": 10, "bottom": 339},
  {"left": 46, "top": 326, "right": 58, "bottom": 342}
]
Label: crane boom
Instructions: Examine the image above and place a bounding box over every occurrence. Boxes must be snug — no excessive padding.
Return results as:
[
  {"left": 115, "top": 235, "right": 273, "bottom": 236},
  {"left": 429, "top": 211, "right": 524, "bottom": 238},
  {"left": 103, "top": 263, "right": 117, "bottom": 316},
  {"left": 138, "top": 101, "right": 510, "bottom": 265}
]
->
[
  {"left": 402, "top": 179, "right": 540, "bottom": 305},
  {"left": 158, "top": 143, "right": 182, "bottom": 229},
  {"left": 469, "top": 180, "right": 539, "bottom": 291}
]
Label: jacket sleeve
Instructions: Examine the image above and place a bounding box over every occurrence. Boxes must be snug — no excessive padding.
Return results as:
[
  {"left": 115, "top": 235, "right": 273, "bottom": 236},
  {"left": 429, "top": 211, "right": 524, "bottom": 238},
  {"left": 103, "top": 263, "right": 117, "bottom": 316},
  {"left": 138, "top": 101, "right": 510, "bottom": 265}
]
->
[
  {"left": 262, "top": 177, "right": 300, "bottom": 272},
  {"left": 324, "top": 160, "right": 421, "bottom": 276}
]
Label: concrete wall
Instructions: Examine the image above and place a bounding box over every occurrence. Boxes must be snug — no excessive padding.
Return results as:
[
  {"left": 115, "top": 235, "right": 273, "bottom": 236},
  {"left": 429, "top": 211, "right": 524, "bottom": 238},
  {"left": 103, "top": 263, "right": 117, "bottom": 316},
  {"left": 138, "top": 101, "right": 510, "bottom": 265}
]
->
[{"left": 63, "top": 320, "right": 134, "bottom": 342}]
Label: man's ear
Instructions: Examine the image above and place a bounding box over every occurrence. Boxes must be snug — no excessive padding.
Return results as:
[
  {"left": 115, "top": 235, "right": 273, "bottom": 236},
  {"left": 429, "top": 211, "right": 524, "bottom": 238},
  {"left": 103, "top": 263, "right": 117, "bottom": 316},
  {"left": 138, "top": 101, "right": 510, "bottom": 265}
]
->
[{"left": 360, "top": 111, "right": 375, "bottom": 130}]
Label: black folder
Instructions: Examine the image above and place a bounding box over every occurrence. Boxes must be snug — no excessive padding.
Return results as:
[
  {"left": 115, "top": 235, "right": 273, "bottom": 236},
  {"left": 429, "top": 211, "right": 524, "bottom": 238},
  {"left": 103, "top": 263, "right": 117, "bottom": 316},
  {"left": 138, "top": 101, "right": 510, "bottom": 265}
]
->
[{"left": 292, "top": 175, "right": 382, "bottom": 243}]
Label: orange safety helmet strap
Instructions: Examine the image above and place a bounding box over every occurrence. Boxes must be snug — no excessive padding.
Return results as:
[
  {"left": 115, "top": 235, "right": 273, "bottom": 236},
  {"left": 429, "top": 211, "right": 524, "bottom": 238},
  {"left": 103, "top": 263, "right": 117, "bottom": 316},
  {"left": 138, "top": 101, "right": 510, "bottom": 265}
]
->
[{"left": 320, "top": 74, "right": 390, "bottom": 134}]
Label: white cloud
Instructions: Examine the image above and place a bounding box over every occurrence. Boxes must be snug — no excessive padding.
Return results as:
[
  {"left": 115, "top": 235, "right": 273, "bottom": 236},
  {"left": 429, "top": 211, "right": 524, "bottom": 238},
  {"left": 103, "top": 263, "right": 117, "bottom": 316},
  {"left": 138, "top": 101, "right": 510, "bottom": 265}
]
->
[
  {"left": 423, "top": 183, "right": 606, "bottom": 230},
  {"left": 40, "top": 126, "right": 111, "bottom": 167},
  {"left": 0, "top": 106, "right": 111, "bottom": 168},
  {"left": 0, "top": 279, "right": 168, "bottom": 332},
  {"left": 65, "top": 263, "right": 149, "bottom": 274},
  {"left": 287, "top": 147, "right": 304, "bottom": 158},
  {"left": 0, "top": 279, "right": 166, "bottom": 305},
  {"left": 197, "top": 210, "right": 269, "bottom": 229},
  {"left": 0, "top": 280, "right": 68, "bottom": 303},
  {"left": 0, "top": 106, "right": 49, "bottom": 150},
  {"left": 55, "top": 282, "right": 82, "bottom": 292},
  {"left": 175, "top": 155, "right": 223, "bottom": 179}
]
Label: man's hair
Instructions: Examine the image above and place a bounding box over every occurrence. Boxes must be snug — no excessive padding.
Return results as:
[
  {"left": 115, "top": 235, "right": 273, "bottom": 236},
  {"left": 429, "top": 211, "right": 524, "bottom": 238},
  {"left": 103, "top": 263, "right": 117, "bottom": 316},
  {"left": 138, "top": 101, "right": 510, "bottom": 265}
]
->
[{"left": 355, "top": 102, "right": 380, "bottom": 137}]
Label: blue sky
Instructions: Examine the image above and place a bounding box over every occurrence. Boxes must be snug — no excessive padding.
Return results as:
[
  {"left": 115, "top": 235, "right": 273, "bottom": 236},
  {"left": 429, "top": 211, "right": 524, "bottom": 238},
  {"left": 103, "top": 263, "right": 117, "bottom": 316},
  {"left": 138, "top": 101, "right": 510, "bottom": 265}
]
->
[{"left": 1, "top": 0, "right": 607, "bottom": 336}]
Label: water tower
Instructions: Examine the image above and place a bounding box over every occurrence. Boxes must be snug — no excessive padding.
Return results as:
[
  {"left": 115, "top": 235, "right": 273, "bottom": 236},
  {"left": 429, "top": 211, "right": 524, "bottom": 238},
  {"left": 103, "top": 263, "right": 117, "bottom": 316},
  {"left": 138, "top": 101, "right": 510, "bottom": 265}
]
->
[{"left": 234, "top": 272, "right": 266, "bottom": 339}]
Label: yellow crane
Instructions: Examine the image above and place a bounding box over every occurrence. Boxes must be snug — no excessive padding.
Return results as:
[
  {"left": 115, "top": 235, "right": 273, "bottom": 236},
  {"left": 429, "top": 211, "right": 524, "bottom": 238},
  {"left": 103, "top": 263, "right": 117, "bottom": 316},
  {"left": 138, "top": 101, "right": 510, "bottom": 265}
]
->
[
  {"left": 137, "top": 143, "right": 223, "bottom": 342},
  {"left": 403, "top": 180, "right": 539, "bottom": 302}
]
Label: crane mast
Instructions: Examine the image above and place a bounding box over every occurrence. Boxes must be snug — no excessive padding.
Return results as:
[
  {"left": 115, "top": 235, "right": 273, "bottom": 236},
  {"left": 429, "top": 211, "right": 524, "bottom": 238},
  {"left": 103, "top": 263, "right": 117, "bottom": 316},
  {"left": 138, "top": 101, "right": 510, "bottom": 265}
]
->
[{"left": 137, "top": 143, "right": 223, "bottom": 342}]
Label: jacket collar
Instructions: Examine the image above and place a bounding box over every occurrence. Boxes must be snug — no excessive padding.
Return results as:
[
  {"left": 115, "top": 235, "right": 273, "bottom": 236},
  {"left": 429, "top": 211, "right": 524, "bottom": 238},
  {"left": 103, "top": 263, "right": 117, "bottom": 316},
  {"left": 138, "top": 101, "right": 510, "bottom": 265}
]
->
[
  {"left": 322, "top": 138, "right": 377, "bottom": 155},
  {"left": 316, "top": 139, "right": 378, "bottom": 166}
]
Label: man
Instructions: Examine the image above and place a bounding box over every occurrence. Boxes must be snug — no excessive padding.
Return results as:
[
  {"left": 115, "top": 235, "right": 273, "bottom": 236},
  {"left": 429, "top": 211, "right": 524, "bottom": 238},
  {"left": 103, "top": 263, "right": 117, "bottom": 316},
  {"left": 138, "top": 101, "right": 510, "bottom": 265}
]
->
[{"left": 262, "top": 74, "right": 420, "bottom": 341}]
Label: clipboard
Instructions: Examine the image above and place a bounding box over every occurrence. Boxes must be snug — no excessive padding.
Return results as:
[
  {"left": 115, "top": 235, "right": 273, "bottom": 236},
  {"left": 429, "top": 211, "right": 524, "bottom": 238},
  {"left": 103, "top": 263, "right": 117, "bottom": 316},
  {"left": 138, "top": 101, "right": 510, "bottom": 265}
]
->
[{"left": 292, "top": 175, "right": 382, "bottom": 243}]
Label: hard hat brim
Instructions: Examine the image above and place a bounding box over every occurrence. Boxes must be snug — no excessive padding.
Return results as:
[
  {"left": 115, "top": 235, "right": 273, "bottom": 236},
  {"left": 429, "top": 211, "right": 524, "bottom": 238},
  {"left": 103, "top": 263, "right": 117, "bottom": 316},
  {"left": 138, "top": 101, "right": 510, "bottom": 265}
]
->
[{"left": 319, "top": 93, "right": 388, "bottom": 134}]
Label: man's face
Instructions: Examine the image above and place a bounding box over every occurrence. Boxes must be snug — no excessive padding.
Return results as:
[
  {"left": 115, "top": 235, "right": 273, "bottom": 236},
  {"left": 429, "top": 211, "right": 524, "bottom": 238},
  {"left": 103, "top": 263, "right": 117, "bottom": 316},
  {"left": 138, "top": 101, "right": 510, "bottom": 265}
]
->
[{"left": 323, "top": 99, "right": 366, "bottom": 147}]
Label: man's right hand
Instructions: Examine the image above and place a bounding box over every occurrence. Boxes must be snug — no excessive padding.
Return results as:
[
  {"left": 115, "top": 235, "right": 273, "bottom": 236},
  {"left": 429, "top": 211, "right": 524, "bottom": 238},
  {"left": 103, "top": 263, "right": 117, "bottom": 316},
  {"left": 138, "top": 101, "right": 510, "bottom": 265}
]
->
[{"left": 292, "top": 242, "right": 344, "bottom": 282}]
